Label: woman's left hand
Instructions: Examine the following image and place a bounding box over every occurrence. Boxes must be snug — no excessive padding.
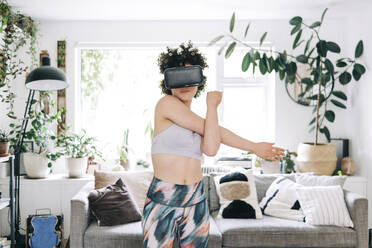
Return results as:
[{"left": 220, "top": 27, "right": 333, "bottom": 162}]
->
[{"left": 253, "top": 142, "right": 286, "bottom": 161}]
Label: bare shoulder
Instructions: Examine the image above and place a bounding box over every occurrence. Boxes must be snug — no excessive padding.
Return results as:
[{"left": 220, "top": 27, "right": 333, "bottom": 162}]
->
[{"left": 156, "top": 95, "right": 180, "bottom": 108}]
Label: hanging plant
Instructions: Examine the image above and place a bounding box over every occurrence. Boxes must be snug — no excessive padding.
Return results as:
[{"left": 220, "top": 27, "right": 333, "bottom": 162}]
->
[
  {"left": 210, "top": 8, "right": 366, "bottom": 144},
  {"left": 0, "top": 0, "right": 38, "bottom": 119}
]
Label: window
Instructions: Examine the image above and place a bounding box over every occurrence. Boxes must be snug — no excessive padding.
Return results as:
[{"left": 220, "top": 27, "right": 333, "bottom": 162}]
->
[{"left": 77, "top": 42, "right": 274, "bottom": 165}]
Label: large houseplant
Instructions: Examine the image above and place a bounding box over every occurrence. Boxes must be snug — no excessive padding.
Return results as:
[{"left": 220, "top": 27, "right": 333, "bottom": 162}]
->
[
  {"left": 0, "top": 0, "right": 38, "bottom": 119},
  {"left": 8, "top": 93, "right": 64, "bottom": 178},
  {"left": 210, "top": 9, "right": 366, "bottom": 175},
  {"left": 56, "top": 129, "right": 102, "bottom": 178}
]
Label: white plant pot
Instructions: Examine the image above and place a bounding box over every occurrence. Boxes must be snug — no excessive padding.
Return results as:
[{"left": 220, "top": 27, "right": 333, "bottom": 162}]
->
[
  {"left": 66, "top": 157, "right": 88, "bottom": 178},
  {"left": 261, "top": 160, "right": 281, "bottom": 174},
  {"left": 23, "top": 152, "right": 51, "bottom": 179}
]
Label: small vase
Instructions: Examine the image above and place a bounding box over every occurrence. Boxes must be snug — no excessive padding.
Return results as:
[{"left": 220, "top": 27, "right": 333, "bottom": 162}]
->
[
  {"left": 261, "top": 160, "right": 281, "bottom": 174},
  {"left": 23, "top": 152, "right": 51, "bottom": 179},
  {"left": 66, "top": 157, "right": 88, "bottom": 178},
  {"left": 0, "top": 142, "right": 10, "bottom": 157}
]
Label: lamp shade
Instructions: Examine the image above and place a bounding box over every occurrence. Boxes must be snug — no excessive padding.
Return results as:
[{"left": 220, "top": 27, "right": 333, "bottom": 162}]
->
[{"left": 25, "top": 57, "right": 68, "bottom": 91}]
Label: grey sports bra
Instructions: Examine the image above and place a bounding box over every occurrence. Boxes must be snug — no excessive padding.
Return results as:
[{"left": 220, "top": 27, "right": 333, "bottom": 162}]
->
[{"left": 151, "top": 123, "right": 203, "bottom": 160}]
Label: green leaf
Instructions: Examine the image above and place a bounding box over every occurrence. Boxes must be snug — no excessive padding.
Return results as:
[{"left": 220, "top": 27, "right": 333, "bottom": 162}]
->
[
  {"left": 331, "top": 99, "right": 347, "bottom": 109},
  {"left": 293, "top": 29, "right": 302, "bottom": 49},
  {"left": 286, "top": 62, "right": 297, "bottom": 76},
  {"left": 230, "top": 12, "right": 235, "bottom": 33},
  {"left": 339, "top": 71, "right": 352, "bottom": 85},
  {"left": 304, "top": 35, "right": 312, "bottom": 54},
  {"left": 326, "top": 41, "right": 341, "bottom": 53},
  {"left": 352, "top": 68, "right": 361, "bottom": 81},
  {"left": 259, "top": 58, "right": 267, "bottom": 74},
  {"left": 296, "top": 55, "right": 308, "bottom": 63},
  {"left": 336, "top": 61, "right": 347, "bottom": 67},
  {"left": 320, "top": 126, "right": 331, "bottom": 142},
  {"left": 324, "top": 59, "right": 334, "bottom": 74},
  {"left": 332, "top": 91, "right": 347, "bottom": 101},
  {"left": 321, "top": 8, "right": 328, "bottom": 23},
  {"left": 208, "top": 35, "right": 224, "bottom": 46},
  {"left": 242, "top": 52, "right": 251, "bottom": 72},
  {"left": 302, "top": 78, "right": 313, "bottom": 85},
  {"left": 260, "top": 32, "right": 267, "bottom": 46},
  {"left": 290, "top": 16, "right": 302, "bottom": 26},
  {"left": 244, "top": 22, "right": 251, "bottom": 38},
  {"left": 325, "top": 110, "right": 335, "bottom": 122},
  {"left": 354, "top": 63, "right": 366, "bottom": 75},
  {"left": 291, "top": 25, "right": 301, "bottom": 35},
  {"left": 355, "top": 40, "right": 363, "bottom": 58},
  {"left": 279, "top": 70, "right": 285, "bottom": 80},
  {"left": 316, "top": 40, "right": 327, "bottom": 57},
  {"left": 310, "top": 21, "right": 321, "bottom": 28}
]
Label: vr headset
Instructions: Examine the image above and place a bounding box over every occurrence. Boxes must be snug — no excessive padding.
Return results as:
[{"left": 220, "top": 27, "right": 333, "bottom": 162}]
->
[{"left": 164, "top": 65, "right": 203, "bottom": 89}]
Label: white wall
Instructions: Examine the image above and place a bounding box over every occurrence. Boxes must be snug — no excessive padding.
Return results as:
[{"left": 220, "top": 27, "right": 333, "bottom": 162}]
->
[{"left": 1, "top": 6, "right": 370, "bottom": 225}]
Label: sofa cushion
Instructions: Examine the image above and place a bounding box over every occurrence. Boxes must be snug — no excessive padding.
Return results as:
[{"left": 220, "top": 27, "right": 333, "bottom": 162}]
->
[
  {"left": 214, "top": 215, "right": 356, "bottom": 247},
  {"left": 84, "top": 216, "right": 222, "bottom": 248},
  {"left": 88, "top": 178, "right": 142, "bottom": 226},
  {"left": 254, "top": 173, "right": 296, "bottom": 203}
]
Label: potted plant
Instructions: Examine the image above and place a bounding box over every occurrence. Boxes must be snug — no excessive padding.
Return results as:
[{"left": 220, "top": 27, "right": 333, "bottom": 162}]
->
[
  {"left": 210, "top": 9, "right": 366, "bottom": 175},
  {"left": 117, "top": 128, "right": 133, "bottom": 170},
  {"left": 57, "top": 129, "right": 102, "bottom": 178},
  {"left": 279, "top": 150, "right": 296, "bottom": 174},
  {"left": 0, "top": 129, "right": 10, "bottom": 156},
  {"left": 8, "top": 94, "right": 64, "bottom": 178}
]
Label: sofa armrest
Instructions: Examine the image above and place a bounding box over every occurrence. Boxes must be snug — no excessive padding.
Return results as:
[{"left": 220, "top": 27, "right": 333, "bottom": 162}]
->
[
  {"left": 343, "top": 189, "right": 368, "bottom": 248},
  {"left": 70, "top": 181, "right": 94, "bottom": 248}
]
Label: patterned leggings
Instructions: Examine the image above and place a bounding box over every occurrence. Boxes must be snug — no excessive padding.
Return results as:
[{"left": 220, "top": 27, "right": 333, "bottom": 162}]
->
[{"left": 142, "top": 176, "right": 210, "bottom": 248}]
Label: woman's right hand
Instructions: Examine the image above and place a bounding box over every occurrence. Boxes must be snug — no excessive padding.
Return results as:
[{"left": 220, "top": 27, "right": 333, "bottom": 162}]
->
[{"left": 207, "top": 91, "right": 223, "bottom": 108}]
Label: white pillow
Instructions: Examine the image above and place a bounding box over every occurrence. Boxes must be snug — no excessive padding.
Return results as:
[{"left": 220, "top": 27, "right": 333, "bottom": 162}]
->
[
  {"left": 295, "top": 174, "right": 347, "bottom": 187},
  {"left": 214, "top": 169, "right": 262, "bottom": 219},
  {"left": 259, "top": 176, "right": 305, "bottom": 222},
  {"left": 295, "top": 185, "right": 354, "bottom": 227}
]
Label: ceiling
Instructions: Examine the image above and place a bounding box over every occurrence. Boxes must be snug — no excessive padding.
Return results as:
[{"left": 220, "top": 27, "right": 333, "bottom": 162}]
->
[{"left": 8, "top": 0, "right": 358, "bottom": 21}]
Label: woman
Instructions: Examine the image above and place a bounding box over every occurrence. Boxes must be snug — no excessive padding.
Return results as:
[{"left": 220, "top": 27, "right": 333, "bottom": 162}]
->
[{"left": 142, "top": 41, "right": 285, "bottom": 248}]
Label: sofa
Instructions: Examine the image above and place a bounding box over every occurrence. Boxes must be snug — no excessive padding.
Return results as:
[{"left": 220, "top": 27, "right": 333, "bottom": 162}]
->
[{"left": 70, "top": 173, "right": 369, "bottom": 248}]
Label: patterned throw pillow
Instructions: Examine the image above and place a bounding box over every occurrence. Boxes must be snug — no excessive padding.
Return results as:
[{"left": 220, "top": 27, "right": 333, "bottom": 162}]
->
[
  {"left": 296, "top": 185, "right": 354, "bottom": 227},
  {"left": 259, "top": 176, "right": 305, "bottom": 222},
  {"left": 213, "top": 169, "right": 262, "bottom": 219},
  {"left": 88, "top": 178, "right": 142, "bottom": 226}
]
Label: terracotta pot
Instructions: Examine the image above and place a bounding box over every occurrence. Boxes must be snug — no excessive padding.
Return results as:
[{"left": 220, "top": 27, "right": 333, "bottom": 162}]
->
[
  {"left": 23, "top": 152, "right": 51, "bottom": 178},
  {"left": 0, "top": 142, "right": 10, "bottom": 156},
  {"left": 296, "top": 142, "right": 337, "bottom": 176},
  {"left": 66, "top": 157, "right": 88, "bottom": 178},
  {"left": 120, "top": 159, "right": 130, "bottom": 171}
]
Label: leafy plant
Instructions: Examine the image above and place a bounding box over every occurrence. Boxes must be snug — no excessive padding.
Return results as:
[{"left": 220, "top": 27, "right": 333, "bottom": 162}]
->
[
  {"left": 1, "top": 0, "right": 38, "bottom": 119},
  {"left": 56, "top": 129, "right": 102, "bottom": 159},
  {"left": 8, "top": 92, "right": 64, "bottom": 167},
  {"left": 117, "top": 128, "right": 133, "bottom": 162},
  {"left": 0, "top": 129, "right": 9, "bottom": 142},
  {"left": 279, "top": 150, "right": 296, "bottom": 173},
  {"left": 210, "top": 8, "right": 366, "bottom": 144},
  {"left": 136, "top": 159, "right": 150, "bottom": 168}
]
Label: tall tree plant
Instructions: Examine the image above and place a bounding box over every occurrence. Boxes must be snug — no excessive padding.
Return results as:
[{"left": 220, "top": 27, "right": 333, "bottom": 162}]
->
[{"left": 210, "top": 8, "right": 366, "bottom": 144}]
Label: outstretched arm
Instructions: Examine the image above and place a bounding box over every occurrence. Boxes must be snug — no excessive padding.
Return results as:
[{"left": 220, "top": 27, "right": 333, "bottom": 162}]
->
[{"left": 157, "top": 95, "right": 284, "bottom": 160}]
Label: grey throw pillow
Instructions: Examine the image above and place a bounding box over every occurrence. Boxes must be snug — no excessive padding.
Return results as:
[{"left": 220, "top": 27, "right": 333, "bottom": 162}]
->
[{"left": 88, "top": 178, "right": 142, "bottom": 226}]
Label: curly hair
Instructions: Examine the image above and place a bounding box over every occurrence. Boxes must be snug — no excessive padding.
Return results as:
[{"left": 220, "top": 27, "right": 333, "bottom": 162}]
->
[{"left": 157, "top": 40, "right": 208, "bottom": 98}]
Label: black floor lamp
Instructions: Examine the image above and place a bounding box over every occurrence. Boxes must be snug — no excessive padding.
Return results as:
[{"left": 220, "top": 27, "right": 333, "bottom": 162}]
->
[{"left": 13, "top": 55, "right": 68, "bottom": 247}]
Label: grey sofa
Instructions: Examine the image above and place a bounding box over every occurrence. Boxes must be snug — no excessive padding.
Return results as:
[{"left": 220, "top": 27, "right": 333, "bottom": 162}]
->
[{"left": 70, "top": 173, "right": 369, "bottom": 248}]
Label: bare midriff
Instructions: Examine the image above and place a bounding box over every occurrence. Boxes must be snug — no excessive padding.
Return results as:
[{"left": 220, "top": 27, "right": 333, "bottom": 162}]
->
[{"left": 152, "top": 154, "right": 203, "bottom": 185}]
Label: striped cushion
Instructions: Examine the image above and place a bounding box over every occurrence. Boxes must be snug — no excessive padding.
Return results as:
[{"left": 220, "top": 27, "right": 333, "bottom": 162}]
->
[{"left": 295, "top": 185, "right": 354, "bottom": 227}]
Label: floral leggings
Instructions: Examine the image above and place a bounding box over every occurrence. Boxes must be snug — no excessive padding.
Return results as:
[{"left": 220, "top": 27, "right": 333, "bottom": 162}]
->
[{"left": 142, "top": 176, "right": 210, "bottom": 248}]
